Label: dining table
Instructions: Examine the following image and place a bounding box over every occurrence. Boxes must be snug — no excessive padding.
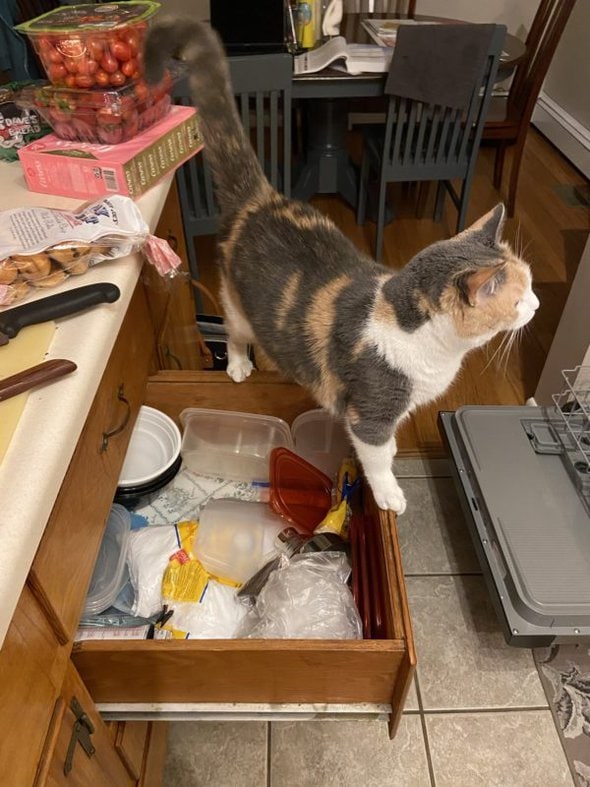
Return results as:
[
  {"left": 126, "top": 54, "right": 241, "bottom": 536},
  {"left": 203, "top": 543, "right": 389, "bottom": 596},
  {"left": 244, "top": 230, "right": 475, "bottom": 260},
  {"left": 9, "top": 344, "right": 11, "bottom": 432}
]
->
[{"left": 291, "top": 13, "right": 526, "bottom": 207}]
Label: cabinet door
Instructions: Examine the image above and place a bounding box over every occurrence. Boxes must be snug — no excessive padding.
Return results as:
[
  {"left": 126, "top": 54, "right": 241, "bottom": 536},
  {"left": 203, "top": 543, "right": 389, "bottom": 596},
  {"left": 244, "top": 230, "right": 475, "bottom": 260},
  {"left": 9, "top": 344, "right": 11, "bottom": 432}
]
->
[{"left": 36, "top": 662, "right": 133, "bottom": 787}]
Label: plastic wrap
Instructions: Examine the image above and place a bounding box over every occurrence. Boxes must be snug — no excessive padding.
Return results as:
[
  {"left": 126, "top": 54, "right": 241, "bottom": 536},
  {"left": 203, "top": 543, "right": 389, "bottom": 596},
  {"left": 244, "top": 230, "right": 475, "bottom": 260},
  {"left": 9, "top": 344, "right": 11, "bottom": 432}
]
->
[
  {"left": 0, "top": 194, "right": 180, "bottom": 306},
  {"left": 238, "top": 552, "right": 363, "bottom": 639}
]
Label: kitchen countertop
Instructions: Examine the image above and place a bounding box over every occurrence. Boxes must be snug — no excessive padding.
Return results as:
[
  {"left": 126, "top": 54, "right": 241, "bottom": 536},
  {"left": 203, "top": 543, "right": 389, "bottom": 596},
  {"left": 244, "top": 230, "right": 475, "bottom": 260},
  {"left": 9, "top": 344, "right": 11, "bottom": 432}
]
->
[{"left": 0, "top": 161, "right": 174, "bottom": 648}]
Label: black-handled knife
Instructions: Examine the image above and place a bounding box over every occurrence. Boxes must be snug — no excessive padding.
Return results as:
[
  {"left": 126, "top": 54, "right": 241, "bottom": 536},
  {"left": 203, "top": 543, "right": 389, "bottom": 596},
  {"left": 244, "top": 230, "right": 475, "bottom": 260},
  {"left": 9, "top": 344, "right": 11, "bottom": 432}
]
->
[{"left": 0, "top": 282, "right": 120, "bottom": 346}]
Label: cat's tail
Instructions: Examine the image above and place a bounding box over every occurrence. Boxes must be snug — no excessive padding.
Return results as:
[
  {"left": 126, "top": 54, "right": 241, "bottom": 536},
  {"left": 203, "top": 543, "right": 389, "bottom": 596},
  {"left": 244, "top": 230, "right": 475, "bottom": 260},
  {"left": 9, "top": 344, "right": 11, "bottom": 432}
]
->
[{"left": 144, "top": 18, "right": 270, "bottom": 217}]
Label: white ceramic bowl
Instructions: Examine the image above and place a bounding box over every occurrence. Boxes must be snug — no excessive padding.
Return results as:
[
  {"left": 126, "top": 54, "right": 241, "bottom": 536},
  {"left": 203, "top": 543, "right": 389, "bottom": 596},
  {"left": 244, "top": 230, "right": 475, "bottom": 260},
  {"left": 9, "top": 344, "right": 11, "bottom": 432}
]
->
[{"left": 118, "top": 406, "right": 182, "bottom": 488}]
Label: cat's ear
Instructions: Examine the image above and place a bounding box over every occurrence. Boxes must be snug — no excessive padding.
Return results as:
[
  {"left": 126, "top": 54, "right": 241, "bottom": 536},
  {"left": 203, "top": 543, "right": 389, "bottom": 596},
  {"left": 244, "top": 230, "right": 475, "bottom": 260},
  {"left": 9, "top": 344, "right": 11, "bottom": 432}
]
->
[
  {"left": 456, "top": 264, "right": 505, "bottom": 306},
  {"left": 459, "top": 204, "right": 506, "bottom": 246}
]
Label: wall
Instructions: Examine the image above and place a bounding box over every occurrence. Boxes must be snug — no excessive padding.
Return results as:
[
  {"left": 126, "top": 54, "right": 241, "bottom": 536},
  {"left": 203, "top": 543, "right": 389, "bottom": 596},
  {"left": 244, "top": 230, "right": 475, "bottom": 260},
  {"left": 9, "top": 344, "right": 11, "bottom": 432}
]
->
[{"left": 416, "top": 0, "right": 537, "bottom": 36}]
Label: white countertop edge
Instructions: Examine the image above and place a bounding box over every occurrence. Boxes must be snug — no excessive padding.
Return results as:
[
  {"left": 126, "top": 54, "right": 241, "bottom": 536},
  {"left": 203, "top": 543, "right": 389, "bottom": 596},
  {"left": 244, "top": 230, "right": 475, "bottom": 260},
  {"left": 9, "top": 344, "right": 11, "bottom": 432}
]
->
[{"left": 0, "top": 166, "right": 174, "bottom": 648}]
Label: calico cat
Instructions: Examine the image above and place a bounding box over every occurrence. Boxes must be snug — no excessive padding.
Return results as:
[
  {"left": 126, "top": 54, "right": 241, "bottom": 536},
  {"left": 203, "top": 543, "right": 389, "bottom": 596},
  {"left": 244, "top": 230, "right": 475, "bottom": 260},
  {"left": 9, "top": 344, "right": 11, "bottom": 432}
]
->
[{"left": 144, "top": 19, "right": 539, "bottom": 514}]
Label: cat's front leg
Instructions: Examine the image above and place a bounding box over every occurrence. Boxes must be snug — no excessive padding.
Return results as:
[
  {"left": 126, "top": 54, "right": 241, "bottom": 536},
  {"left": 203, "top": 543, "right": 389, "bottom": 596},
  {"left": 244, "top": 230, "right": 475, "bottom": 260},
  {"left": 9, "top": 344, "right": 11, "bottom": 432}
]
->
[
  {"left": 226, "top": 338, "right": 254, "bottom": 383},
  {"left": 347, "top": 426, "right": 406, "bottom": 515}
]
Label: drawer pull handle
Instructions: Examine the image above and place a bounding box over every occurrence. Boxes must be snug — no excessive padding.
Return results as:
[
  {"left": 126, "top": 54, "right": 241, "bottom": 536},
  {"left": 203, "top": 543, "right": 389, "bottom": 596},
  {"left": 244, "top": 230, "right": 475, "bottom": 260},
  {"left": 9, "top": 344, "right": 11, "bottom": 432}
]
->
[
  {"left": 64, "top": 697, "right": 96, "bottom": 775},
  {"left": 101, "top": 384, "right": 131, "bottom": 452}
]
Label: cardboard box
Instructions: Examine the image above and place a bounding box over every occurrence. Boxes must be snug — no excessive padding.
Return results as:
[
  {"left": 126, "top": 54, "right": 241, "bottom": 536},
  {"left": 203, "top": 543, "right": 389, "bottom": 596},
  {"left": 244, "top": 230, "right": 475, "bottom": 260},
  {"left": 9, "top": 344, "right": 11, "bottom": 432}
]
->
[{"left": 18, "top": 105, "right": 203, "bottom": 200}]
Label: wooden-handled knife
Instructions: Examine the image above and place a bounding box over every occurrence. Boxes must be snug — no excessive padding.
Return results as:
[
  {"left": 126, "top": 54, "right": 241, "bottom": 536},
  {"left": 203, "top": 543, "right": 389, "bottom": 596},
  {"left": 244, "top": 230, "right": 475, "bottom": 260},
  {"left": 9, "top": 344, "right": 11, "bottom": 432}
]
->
[
  {"left": 0, "top": 282, "right": 120, "bottom": 346},
  {"left": 0, "top": 359, "right": 77, "bottom": 402}
]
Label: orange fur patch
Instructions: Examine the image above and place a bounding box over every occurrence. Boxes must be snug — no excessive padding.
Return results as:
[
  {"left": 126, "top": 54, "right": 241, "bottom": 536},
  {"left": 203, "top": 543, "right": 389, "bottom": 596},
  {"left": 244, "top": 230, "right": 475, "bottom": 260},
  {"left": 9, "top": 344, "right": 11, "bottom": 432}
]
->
[{"left": 276, "top": 271, "right": 303, "bottom": 331}]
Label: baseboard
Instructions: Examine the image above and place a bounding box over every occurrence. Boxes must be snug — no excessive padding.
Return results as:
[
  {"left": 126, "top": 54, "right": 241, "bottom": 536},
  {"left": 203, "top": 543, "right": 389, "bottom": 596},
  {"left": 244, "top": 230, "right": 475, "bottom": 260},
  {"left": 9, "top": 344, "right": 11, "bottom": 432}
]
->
[{"left": 532, "top": 91, "right": 590, "bottom": 179}]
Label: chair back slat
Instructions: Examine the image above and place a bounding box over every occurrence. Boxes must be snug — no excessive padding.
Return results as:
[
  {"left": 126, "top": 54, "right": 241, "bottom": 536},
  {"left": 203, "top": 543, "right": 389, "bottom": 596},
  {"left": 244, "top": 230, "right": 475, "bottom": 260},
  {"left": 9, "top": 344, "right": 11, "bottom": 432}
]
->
[{"left": 173, "top": 52, "right": 292, "bottom": 281}]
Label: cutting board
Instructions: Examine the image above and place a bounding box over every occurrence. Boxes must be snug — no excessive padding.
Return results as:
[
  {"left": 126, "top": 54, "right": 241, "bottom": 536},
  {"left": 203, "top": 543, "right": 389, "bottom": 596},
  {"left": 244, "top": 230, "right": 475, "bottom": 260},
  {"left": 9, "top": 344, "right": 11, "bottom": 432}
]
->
[{"left": 0, "top": 322, "right": 56, "bottom": 463}]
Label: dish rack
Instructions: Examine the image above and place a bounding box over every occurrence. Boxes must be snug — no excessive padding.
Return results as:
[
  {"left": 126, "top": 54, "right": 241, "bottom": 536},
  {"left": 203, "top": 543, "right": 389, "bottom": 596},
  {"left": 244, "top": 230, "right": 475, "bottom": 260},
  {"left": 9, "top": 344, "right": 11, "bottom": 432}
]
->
[{"left": 550, "top": 366, "right": 590, "bottom": 508}]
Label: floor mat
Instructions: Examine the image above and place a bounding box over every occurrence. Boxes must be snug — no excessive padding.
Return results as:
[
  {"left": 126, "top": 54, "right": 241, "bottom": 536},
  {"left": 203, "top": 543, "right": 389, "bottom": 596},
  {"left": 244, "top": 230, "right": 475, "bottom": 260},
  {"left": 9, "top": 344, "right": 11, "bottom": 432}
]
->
[{"left": 534, "top": 644, "right": 590, "bottom": 786}]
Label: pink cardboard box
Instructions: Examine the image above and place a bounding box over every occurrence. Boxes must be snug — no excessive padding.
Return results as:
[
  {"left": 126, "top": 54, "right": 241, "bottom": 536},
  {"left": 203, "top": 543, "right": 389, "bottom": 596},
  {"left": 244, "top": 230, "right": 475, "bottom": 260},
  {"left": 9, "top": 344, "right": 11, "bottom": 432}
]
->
[{"left": 18, "top": 105, "right": 203, "bottom": 200}]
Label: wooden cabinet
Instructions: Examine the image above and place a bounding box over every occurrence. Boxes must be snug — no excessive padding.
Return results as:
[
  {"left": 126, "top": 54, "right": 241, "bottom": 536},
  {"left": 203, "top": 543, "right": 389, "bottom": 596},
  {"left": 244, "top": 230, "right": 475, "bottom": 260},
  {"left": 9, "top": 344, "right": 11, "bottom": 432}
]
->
[{"left": 0, "top": 267, "right": 415, "bottom": 784}]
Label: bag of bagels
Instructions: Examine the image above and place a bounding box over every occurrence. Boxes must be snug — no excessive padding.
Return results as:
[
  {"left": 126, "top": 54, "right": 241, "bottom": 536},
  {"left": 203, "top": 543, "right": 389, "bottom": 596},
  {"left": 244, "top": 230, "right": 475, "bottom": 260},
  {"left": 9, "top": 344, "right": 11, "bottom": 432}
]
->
[{"left": 0, "top": 195, "right": 181, "bottom": 307}]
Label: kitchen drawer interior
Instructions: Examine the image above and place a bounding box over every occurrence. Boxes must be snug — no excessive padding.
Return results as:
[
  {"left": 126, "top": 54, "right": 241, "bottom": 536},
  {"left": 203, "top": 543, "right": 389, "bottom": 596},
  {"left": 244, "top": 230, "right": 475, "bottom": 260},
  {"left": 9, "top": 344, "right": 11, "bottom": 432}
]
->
[{"left": 72, "top": 372, "right": 415, "bottom": 729}]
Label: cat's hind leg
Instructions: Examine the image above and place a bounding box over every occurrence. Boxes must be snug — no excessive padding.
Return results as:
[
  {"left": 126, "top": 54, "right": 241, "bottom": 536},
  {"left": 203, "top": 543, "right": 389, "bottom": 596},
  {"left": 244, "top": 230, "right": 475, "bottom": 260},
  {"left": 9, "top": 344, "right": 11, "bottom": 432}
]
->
[{"left": 219, "top": 277, "right": 256, "bottom": 383}]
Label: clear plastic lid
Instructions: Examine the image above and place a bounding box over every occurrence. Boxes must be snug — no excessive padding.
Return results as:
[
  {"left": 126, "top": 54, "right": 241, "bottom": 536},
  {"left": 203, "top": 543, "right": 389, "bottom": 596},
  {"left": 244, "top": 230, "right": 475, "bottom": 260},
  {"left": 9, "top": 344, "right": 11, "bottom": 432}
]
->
[
  {"left": 83, "top": 504, "right": 132, "bottom": 616},
  {"left": 291, "top": 408, "right": 351, "bottom": 480},
  {"left": 180, "top": 408, "right": 294, "bottom": 483},
  {"left": 16, "top": 2, "right": 160, "bottom": 34}
]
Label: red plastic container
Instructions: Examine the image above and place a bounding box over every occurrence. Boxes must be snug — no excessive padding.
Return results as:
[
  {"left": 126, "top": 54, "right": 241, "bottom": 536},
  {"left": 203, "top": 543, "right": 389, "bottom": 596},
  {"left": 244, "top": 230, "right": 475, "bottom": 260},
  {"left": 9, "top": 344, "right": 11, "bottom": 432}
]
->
[
  {"left": 17, "top": 75, "right": 172, "bottom": 143},
  {"left": 269, "top": 447, "right": 333, "bottom": 534},
  {"left": 15, "top": 2, "right": 160, "bottom": 90}
]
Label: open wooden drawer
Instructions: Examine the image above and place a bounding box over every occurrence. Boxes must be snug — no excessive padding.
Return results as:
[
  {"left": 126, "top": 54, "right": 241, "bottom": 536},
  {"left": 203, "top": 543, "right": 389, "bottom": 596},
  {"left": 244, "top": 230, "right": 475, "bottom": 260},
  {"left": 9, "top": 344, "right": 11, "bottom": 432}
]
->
[{"left": 71, "top": 371, "right": 416, "bottom": 736}]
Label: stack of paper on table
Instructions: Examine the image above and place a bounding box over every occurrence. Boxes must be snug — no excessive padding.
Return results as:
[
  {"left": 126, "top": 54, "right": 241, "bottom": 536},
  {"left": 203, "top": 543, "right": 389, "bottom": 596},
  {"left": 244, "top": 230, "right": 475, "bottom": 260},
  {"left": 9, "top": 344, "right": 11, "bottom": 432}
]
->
[{"left": 293, "top": 36, "right": 392, "bottom": 75}]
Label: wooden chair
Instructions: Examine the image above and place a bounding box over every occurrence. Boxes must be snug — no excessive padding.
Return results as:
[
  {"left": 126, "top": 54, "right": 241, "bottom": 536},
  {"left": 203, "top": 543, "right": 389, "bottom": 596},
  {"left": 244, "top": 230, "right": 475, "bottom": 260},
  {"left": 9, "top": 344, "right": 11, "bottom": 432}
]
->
[
  {"left": 356, "top": 24, "right": 505, "bottom": 261},
  {"left": 174, "top": 53, "right": 292, "bottom": 283},
  {"left": 483, "top": 0, "right": 577, "bottom": 216}
]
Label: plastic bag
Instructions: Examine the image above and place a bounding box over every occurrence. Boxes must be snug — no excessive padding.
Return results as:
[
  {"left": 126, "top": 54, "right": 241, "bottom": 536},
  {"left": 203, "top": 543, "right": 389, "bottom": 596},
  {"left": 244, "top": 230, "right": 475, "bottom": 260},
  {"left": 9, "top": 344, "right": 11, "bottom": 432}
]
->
[
  {"left": 0, "top": 82, "right": 51, "bottom": 162},
  {"left": 238, "top": 552, "right": 363, "bottom": 639},
  {"left": 0, "top": 194, "right": 181, "bottom": 307},
  {"left": 160, "top": 584, "right": 248, "bottom": 639}
]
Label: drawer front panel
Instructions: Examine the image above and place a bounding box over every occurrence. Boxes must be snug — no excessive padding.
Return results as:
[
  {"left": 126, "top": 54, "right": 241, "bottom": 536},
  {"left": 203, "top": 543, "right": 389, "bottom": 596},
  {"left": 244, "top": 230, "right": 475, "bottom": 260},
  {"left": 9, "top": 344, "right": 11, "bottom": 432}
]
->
[
  {"left": 29, "top": 284, "right": 155, "bottom": 645},
  {"left": 73, "top": 641, "right": 407, "bottom": 705}
]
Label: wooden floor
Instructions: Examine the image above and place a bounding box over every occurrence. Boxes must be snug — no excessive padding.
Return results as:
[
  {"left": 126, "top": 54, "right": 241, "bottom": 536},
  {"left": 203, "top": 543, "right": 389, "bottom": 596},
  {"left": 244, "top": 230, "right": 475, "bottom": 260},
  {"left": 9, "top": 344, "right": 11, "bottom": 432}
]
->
[{"left": 194, "top": 127, "right": 590, "bottom": 456}]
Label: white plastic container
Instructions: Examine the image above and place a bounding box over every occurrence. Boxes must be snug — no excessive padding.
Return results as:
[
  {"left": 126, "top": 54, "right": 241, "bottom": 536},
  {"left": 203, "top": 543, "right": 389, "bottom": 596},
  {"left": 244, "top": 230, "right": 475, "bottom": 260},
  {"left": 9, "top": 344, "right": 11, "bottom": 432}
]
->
[
  {"left": 119, "top": 405, "right": 182, "bottom": 487},
  {"left": 291, "top": 409, "right": 351, "bottom": 480},
  {"left": 179, "top": 408, "right": 293, "bottom": 482},
  {"left": 83, "top": 504, "right": 131, "bottom": 616},
  {"left": 195, "top": 499, "right": 285, "bottom": 584}
]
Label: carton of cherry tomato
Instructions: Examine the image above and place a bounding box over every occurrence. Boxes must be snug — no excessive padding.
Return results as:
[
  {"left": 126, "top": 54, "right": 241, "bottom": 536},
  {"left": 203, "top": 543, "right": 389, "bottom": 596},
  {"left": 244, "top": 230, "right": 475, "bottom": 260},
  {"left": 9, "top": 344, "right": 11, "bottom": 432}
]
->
[
  {"left": 17, "top": 74, "right": 172, "bottom": 144},
  {"left": 15, "top": 2, "right": 159, "bottom": 90}
]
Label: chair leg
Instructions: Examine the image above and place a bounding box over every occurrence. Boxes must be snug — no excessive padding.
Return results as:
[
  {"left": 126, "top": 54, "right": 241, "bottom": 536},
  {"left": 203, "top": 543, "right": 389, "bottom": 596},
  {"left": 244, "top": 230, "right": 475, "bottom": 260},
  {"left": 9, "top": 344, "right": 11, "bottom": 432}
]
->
[
  {"left": 416, "top": 181, "right": 430, "bottom": 218},
  {"left": 356, "top": 149, "right": 369, "bottom": 226},
  {"left": 456, "top": 176, "right": 475, "bottom": 233},
  {"left": 493, "top": 143, "right": 507, "bottom": 190},
  {"left": 434, "top": 181, "right": 446, "bottom": 222},
  {"left": 374, "top": 176, "right": 388, "bottom": 262},
  {"left": 507, "top": 135, "right": 527, "bottom": 218}
]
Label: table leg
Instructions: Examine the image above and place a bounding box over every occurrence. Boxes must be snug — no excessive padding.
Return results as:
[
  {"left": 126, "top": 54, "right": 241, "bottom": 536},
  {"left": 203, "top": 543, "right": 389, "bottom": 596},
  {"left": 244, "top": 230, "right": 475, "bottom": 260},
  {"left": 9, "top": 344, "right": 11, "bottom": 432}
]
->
[{"left": 293, "top": 97, "right": 359, "bottom": 207}]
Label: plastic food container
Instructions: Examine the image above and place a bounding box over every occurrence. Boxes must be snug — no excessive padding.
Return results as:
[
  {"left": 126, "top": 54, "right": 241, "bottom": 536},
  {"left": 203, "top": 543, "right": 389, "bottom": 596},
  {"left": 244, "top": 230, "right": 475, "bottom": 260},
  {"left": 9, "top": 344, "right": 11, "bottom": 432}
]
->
[
  {"left": 15, "top": 2, "right": 160, "bottom": 90},
  {"left": 179, "top": 408, "right": 294, "bottom": 483},
  {"left": 118, "top": 405, "right": 182, "bottom": 488},
  {"left": 17, "top": 76, "right": 171, "bottom": 143},
  {"left": 292, "top": 409, "right": 351, "bottom": 480},
  {"left": 83, "top": 504, "right": 131, "bottom": 616},
  {"left": 269, "top": 447, "right": 333, "bottom": 534},
  {"left": 196, "top": 499, "right": 286, "bottom": 584}
]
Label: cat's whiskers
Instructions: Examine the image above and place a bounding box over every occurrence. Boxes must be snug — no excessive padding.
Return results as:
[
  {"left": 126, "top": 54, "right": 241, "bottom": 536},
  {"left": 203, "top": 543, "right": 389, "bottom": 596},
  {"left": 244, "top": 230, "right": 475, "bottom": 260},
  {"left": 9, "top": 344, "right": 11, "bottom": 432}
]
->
[{"left": 481, "top": 330, "right": 511, "bottom": 373}]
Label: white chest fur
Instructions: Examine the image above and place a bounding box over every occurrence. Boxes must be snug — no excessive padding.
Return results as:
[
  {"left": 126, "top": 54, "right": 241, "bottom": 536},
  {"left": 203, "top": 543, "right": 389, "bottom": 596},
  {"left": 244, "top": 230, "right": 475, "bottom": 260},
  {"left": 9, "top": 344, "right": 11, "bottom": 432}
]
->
[{"left": 364, "top": 313, "right": 472, "bottom": 409}]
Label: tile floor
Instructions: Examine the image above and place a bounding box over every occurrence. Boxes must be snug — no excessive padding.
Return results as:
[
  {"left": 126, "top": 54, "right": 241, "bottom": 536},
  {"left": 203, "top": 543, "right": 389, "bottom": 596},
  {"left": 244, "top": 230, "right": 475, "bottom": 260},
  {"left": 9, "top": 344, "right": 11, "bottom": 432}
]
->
[{"left": 162, "top": 459, "right": 575, "bottom": 786}]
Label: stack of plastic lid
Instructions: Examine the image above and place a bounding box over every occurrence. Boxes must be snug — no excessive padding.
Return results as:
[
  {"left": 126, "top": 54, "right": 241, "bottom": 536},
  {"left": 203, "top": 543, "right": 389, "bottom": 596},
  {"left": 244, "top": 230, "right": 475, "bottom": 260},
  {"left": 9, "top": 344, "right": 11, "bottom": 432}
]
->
[{"left": 83, "top": 504, "right": 131, "bottom": 616}]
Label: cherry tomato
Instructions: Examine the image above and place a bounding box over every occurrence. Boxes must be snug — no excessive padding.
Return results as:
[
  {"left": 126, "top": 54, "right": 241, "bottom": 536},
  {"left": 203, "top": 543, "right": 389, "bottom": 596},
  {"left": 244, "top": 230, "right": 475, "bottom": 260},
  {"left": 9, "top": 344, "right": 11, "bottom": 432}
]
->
[
  {"left": 71, "top": 119, "right": 96, "bottom": 141},
  {"left": 64, "top": 74, "right": 77, "bottom": 88},
  {"left": 109, "top": 70, "right": 126, "bottom": 87},
  {"left": 119, "top": 28, "right": 139, "bottom": 56},
  {"left": 98, "top": 126, "right": 124, "bottom": 144},
  {"left": 77, "top": 58, "right": 98, "bottom": 76},
  {"left": 110, "top": 40, "right": 131, "bottom": 62},
  {"left": 75, "top": 74, "right": 94, "bottom": 88},
  {"left": 46, "top": 48, "right": 63, "bottom": 64},
  {"left": 85, "top": 36, "right": 104, "bottom": 61},
  {"left": 121, "top": 58, "right": 137, "bottom": 77},
  {"left": 63, "top": 57, "right": 79, "bottom": 74},
  {"left": 48, "top": 63, "right": 68, "bottom": 81},
  {"left": 52, "top": 121, "right": 78, "bottom": 141},
  {"left": 38, "top": 37, "right": 54, "bottom": 53},
  {"left": 94, "top": 69, "right": 110, "bottom": 88},
  {"left": 134, "top": 81, "right": 150, "bottom": 103},
  {"left": 100, "top": 54, "right": 119, "bottom": 74},
  {"left": 97, "top": 108, "right": 122, "bottom": 126},
  {"left": 57, "top": 37, "right": 85, "bottom": 59}
]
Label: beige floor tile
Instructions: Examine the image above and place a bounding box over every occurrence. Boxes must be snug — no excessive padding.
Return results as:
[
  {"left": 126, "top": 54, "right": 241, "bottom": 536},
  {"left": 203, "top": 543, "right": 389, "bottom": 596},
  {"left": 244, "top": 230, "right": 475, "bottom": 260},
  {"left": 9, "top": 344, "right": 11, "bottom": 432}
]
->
[
  {"left": 163, "top": 721, "right": 267, "bottom": 787},
  {"left": 405, "top": 674, "right": 419, "bottom": 711},
  {"left": 270, "top": 716, "right": 430, "bottom": 787},
  {"left": 397, "top": 477, "right": 480, "bottom": 574},
  {"left": 426, "top": 711, "right": 574, "bottom": 786},
  {"left": 406, "top": 576, "right": 548, "bottom": 710}
]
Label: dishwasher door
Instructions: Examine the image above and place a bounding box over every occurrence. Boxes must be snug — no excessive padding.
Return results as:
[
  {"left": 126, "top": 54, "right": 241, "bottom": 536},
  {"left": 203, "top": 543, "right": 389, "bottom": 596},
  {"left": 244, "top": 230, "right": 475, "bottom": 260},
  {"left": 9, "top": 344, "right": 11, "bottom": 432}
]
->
[{"left": 439, "top": 406, "right": 590, "bottom": 647}]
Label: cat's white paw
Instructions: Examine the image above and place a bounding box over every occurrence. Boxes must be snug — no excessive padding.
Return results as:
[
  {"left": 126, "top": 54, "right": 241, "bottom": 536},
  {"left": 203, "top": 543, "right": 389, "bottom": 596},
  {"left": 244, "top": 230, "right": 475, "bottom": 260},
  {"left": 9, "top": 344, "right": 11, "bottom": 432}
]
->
[
  {"left": 370, "top": 476, "right": 407, "bottom": 515},
  {"left": 226, "top": 356, "right": 254, "bottom": 383}
]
